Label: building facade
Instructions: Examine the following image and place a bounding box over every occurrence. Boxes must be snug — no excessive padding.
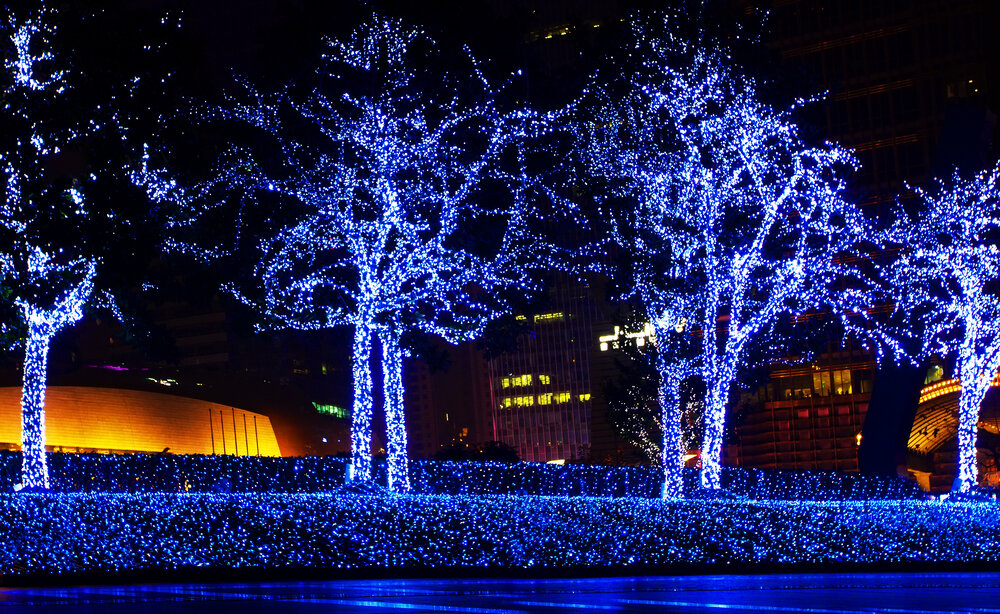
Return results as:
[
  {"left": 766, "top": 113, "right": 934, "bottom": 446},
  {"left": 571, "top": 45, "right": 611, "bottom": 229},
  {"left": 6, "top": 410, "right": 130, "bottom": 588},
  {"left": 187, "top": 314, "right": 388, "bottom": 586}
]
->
[{"left": 488, "top": 284, "right": 599, "bottom": 463}]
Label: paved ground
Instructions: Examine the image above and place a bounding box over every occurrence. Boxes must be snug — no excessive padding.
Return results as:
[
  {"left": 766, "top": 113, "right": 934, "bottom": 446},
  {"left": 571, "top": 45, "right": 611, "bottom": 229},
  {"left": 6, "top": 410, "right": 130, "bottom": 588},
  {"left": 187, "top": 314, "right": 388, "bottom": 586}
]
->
[{"left": 1, "top": 572, "right": 999, "bottom": 612}]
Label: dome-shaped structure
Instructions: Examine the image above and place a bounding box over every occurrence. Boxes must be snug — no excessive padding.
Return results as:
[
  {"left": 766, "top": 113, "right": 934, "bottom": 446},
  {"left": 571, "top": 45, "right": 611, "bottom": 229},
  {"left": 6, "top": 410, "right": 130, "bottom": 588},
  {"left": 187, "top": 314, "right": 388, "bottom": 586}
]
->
[{"left": 908, "top": 376, "right": 1000, "bottom": 491}]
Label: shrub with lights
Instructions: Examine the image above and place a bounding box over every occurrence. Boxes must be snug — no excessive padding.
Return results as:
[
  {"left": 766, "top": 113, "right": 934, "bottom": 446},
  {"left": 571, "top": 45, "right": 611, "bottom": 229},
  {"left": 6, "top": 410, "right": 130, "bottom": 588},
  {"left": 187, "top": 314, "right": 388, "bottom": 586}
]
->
[{"left": 0, "top": 451, "right": 923, "bottom": 500}]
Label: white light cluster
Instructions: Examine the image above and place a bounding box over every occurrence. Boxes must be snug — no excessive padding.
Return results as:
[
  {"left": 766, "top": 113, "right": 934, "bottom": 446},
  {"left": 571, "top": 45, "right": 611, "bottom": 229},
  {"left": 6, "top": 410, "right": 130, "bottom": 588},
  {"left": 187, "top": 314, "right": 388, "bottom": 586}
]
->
[
  {"left": 884, "top": 164, "right": 1000, "bottom": 493},
  {"left": 581, "top": 20, "right": 872, "bottom": 493}
]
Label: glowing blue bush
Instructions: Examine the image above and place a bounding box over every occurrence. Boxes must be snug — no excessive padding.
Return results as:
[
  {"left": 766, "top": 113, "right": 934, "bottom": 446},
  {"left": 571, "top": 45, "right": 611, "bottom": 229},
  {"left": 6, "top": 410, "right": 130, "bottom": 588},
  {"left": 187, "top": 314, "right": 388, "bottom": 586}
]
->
[
  {"left": 0, "top": 493, "right": 993, "bottom": 577},
  {"left": 0, "top": 452, "right": 923, "bottom": 500}
]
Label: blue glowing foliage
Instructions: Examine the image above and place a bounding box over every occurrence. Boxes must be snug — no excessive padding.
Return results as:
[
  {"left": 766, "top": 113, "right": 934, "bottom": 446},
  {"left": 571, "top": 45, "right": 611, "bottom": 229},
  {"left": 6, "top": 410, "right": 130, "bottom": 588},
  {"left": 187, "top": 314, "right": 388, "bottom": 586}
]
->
[
  {"left": 883, "top": 164, "right": 1000, "bottom": 494},
  {"left": 0, "top": 479, "right": 986, "bottom": 578},
  {"left": 582, "top": 22, "right": 871, "bottom": 492},
  {"left": 8, "top": 450, "right": 924, "bottom": 500},
  {"left": 139, "top": 17, "right": 568, "bottom": 491}
]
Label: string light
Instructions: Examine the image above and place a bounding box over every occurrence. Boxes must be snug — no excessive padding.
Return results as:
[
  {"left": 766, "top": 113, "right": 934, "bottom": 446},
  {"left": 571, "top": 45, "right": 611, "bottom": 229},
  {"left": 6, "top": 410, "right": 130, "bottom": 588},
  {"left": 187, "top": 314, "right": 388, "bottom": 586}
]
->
[
  {"left": 581, "top": 21, "right": 871, "bottom": 492},
  {"left": 0, "top": 453, "right": 979, "bottom": 577},
  {"left": 136, "top": 16, "right": 565, "bottom": 491},
  {"left": 0, "top": 451, "right": 922, "bottom": 500},
  {"left": 884, "top": 164, "right": 1000, "bottom": 494}
]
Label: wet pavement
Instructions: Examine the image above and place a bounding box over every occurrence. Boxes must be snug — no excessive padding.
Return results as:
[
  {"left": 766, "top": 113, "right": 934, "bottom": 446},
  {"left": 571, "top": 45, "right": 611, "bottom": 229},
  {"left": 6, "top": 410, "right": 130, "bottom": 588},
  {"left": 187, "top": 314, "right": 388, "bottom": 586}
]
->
[{"left": 1, "top": 572, "right": 999, "bottom": 612}]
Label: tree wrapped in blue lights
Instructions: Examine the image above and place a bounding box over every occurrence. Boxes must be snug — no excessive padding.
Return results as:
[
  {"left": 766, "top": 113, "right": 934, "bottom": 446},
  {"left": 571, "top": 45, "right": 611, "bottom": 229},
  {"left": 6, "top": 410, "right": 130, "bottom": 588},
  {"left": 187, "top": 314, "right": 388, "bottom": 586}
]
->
[
  {"left": 884, "top": 164, "right": 1000, "bottom": 494},
  {"left": 1, "top": 3, "right": 175, "bottom": 490},
  {"left": 156, "top": 17, "right": 561, "bottom": 491},
  {"left": 583, "top": 26, "right": 870, "bottom": 491},
  {"left": 0, "top": 6, "right": 103, "bottom": 490}
]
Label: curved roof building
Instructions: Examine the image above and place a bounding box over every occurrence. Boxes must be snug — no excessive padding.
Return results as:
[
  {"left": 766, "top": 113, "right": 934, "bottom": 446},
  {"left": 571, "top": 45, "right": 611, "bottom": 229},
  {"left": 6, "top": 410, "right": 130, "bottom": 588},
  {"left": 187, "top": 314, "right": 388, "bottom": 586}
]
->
[{"left": 0, "top": 387, "right": 281, "bottom": 456}]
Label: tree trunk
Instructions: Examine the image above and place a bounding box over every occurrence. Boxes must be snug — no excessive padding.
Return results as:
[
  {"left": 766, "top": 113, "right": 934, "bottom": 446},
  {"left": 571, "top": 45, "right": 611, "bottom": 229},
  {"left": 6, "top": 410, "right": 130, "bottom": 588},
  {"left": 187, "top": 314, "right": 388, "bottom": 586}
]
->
[
  {"left": 19, "top": 328, "right": 52, "bottom": 491},
  {"left": 382, "top": 331, "right": 409, "bottom": 492},
  {"left": 954, "top": 383, "right": 987, "bottom": 493},
  {"left": 657, "top": 357, "right": 684, "bottom": 499},
  {"left": 349, "top": 324, "right": 374, "bottom": 483},
  {"left": 859, "top": 358, "right": 926, "bottom": 477},
  {"left": 699, "top": 377, "right": 729, "bottom": 489}
]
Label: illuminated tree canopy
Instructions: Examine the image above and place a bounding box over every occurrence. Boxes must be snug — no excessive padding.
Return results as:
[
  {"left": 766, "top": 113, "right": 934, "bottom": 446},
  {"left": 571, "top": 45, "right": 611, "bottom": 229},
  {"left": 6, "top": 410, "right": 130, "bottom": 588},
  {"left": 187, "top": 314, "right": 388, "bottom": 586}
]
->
[
  {"left": 883, "top": 164, "right": 1000, "bottom": 494},
  {"left": 582, "top": 25, "right": 872, "bottom": 492},
  {"left": 140, "top": 16, "right": 567, "bottom": 491}
]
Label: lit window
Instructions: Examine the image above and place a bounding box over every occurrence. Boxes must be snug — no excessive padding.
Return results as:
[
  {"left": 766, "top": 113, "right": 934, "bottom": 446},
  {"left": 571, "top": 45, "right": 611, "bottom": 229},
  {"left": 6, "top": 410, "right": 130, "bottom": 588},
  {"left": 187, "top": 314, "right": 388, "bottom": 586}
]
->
[
  {"left": 502, "top": 377, "right": 510, "bottom": 388},
  {"left": 312, "top": 402, "right": 350, "bottom": 419},
  {"left": 812, "top": 371, "right": 831, "bottom": 397},
  {"left": 539, "top": 374, "right": 551, "bottom": 385},
  {"left": 502, "top": 397, "right": 512, "bottom": 408},
  {"left": 511, "top": 374, "right": 532, "bottom": 387},
  {"left": 833, "top": 369, "right": 853, "bottom": 395},
  {"left": 554, "top": 392, "right": 571, "bottom": 404},
  {"left": 579, "top": 393, "right": 591, "bottom": 402},
  {"left": 538, "top": 393, "right": 552, "bottom": 405},
  {"left": 533, "top": 312, "right": 565, "bottom": 324}
]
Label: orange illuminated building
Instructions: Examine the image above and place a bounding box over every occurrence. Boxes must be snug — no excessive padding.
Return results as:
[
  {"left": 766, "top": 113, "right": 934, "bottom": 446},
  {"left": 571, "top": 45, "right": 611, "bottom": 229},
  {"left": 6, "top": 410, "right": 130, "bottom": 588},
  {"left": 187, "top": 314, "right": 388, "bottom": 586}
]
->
[{"left": 0, "top": 387, "right": 281, "bottom": 456}]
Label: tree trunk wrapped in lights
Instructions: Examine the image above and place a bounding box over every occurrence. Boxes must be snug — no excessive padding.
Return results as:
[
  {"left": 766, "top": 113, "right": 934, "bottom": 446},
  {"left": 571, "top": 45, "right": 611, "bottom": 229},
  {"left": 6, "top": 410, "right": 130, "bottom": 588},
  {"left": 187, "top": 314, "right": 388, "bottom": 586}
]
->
[
  {"left": 18, "top": 329, "right": 51, "bottom": 490},
  {"left": 580, "top": 18, "right": 874, "bottom": 491},
  {"left": 652, "top": 320, "right": 687, "bottom": 499},
  {"left": 349, "top": 323, "right": 375, "bottom": 483},
  {"left": 15, "top": 256, "right": 96, "bottom": 491},
  {"left": 883, "top": 164, "right": 1000, "bottom": 494},
  {"left": 382, "top": 328, "right": 409, "bottom": 492}
]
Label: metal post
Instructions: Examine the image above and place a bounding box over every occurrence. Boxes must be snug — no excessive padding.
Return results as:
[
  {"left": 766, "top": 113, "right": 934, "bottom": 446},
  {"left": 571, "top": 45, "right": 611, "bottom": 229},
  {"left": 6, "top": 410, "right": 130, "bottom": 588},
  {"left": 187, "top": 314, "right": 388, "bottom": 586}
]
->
[
  {"left": 254, "top": 415, "right": 260, "bottom": 456},
  {"left": 231, "top": 408, "right": 238, "bottom": 457}
]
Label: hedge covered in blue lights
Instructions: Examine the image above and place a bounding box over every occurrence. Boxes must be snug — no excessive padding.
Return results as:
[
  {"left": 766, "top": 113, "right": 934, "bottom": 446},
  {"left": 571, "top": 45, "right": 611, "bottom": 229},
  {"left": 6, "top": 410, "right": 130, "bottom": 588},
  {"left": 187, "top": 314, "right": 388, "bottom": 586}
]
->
[
  {"left": 0, "top": 494, "right": 996, "bottom": 577},
  {"left": 0, "top": 451, "right": 924, "bottom": 500}
]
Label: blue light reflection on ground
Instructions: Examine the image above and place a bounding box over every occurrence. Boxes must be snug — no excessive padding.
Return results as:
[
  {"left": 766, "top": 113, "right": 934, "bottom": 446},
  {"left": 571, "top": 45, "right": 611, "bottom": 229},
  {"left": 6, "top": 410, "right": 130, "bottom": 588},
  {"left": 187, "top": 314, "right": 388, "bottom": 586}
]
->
[{"left": 2, "top": 573, "right": 1000, "bottom": 613}]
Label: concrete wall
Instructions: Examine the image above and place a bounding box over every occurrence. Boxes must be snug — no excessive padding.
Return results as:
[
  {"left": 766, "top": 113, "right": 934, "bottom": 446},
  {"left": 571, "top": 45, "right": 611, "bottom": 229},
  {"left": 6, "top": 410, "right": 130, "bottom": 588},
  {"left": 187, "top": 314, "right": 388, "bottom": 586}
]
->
[{"left": 0, "top": 387, "right": 281, "bottom": 456}]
